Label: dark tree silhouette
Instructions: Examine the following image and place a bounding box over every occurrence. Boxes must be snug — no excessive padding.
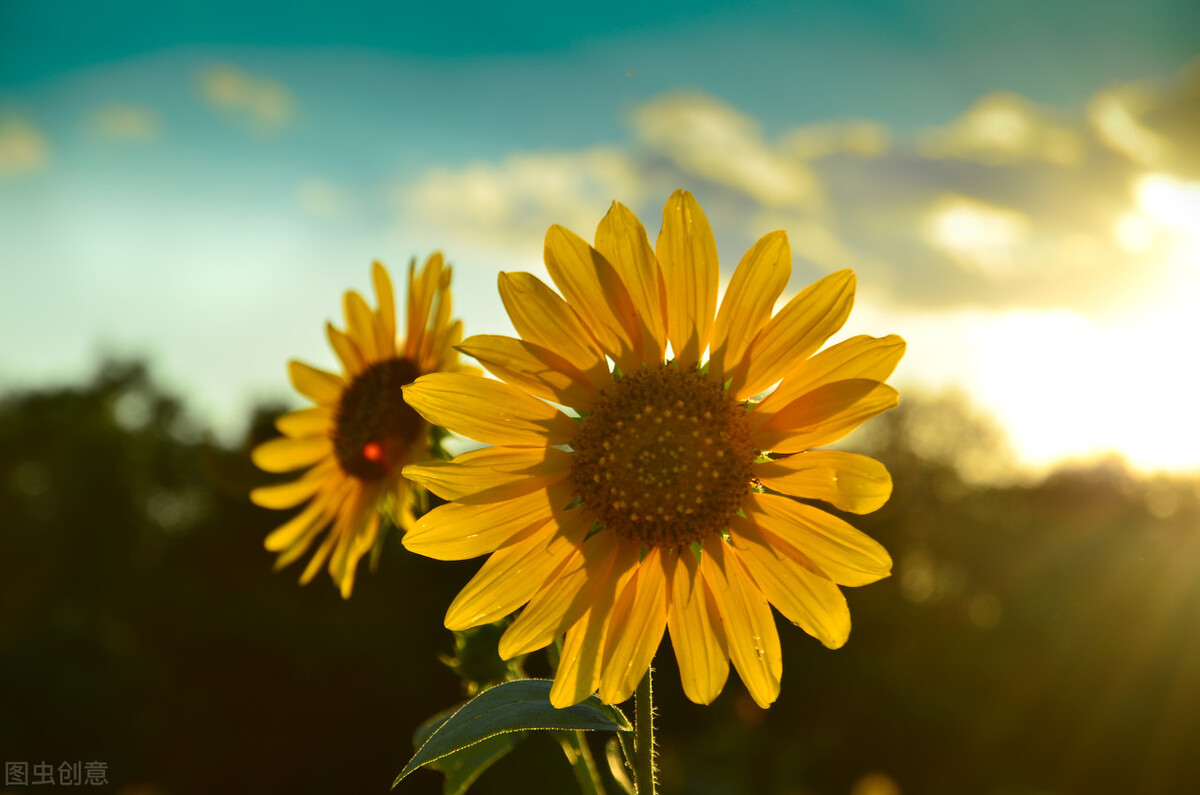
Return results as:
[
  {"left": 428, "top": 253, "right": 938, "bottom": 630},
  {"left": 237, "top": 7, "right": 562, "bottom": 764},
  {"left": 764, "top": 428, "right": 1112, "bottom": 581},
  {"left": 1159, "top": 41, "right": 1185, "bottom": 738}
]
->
[{"left": 2, "top": 362, "right": 1198, "bottom": 794}]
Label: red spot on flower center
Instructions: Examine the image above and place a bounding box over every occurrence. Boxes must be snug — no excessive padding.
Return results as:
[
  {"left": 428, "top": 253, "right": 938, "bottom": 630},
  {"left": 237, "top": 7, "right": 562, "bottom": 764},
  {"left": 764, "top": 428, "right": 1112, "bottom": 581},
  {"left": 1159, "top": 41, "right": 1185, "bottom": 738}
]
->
[
  {"left": 333, "top": 357, "right": 425, "bottom": 481},
  {"left": 362, "top": 441, "right": 385, "bottom": 463}
]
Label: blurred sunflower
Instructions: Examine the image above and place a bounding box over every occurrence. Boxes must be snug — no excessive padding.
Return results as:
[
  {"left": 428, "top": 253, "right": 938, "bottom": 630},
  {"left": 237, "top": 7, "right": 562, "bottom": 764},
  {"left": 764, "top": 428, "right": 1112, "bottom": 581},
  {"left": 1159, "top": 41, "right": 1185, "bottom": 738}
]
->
[
  {"left": 401, "top": 191, "right": 905, "bottom": 708},
  {"left": 251, "top": 257, "right": 470, "bottom": 598}
]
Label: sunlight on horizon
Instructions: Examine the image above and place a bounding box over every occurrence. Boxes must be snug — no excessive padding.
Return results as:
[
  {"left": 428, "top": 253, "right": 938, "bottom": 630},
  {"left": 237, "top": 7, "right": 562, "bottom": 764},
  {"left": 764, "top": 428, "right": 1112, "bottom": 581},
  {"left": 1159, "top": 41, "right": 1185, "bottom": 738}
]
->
[{"left": 963, "top": 170, "right": 1200, "bottom": 476}]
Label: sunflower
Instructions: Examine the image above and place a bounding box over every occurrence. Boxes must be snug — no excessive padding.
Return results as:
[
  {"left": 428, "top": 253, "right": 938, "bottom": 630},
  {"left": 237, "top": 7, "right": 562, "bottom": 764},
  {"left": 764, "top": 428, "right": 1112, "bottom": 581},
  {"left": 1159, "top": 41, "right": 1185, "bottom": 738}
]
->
[
  {"left": 401, "top": 192, "right": 905, "bottom": 708},
  {"left": 250, "top": 256, "right": 470, "bottom": 598}
]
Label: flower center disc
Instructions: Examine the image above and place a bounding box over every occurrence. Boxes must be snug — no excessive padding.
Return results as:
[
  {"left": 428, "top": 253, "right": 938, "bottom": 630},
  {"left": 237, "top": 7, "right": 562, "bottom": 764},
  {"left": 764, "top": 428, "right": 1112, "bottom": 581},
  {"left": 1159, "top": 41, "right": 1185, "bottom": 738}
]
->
[
  {"left": 570, "top": 363, "right": 757, "bottom": 547},
  {"left": 334, "top": 358, "right": 424, "bottom": 481}
]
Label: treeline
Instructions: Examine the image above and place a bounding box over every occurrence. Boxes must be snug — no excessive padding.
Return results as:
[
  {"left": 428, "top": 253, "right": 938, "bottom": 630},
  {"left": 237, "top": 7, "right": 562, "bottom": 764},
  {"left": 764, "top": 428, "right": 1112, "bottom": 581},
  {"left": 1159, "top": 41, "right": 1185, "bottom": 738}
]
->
[{"left": 1, "top": 361, "right": 1197, "bottom": 794}]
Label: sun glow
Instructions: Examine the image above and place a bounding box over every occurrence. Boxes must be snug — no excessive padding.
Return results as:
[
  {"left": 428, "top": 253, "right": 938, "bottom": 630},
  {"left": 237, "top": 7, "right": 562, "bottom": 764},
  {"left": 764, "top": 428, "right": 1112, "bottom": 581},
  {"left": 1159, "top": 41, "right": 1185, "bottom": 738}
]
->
[
  {"left": 865, "top": 171, "right": 1200, "bottom": 477},
  {"left": 970, "top": 173, "right": 1200, "bottom": 474},
  {"left": 1136, "top": 173, "right": 1200, "bottom": 231}
]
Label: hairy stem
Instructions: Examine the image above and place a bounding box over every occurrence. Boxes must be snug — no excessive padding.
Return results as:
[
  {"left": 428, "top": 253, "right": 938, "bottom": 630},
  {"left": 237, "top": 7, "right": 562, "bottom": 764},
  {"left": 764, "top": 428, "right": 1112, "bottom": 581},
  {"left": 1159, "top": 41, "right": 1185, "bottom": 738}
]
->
[{"left": 634, "top": 667, "right": 656, "bottom": 795}]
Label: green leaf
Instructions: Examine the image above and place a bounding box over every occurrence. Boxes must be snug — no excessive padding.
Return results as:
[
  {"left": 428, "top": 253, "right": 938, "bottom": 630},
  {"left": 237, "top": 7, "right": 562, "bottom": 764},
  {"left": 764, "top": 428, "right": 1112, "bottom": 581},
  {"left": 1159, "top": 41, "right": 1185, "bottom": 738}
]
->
[
  {"left": 412, "top": 707, "right": 523, "bottom": 795},
  {"left": 394, "top": 679, "right": 632, "bottom": 788}
]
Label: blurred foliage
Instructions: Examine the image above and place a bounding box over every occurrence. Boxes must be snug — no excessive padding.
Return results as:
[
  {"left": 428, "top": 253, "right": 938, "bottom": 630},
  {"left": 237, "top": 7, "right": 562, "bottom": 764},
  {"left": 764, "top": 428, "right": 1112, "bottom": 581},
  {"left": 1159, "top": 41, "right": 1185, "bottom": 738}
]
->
[{"left": 2, "top": 360, "right": 1199, "bottom": 794}]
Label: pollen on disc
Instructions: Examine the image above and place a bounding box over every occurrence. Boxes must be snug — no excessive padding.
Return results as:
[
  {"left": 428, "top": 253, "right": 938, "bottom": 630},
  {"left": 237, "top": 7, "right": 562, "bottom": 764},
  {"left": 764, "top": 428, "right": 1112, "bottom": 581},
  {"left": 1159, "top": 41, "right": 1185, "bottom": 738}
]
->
[{"left": 570, "top": 362, "right": 757, "bottom": 547}]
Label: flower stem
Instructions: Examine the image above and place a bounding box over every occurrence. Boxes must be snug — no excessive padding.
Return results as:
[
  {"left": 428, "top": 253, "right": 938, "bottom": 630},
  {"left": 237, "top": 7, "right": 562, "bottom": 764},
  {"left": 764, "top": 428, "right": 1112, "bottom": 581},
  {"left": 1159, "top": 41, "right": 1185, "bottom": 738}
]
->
[
  {"left": 557, "top": 731, "right": 606, "bottom": 795},
  {"left": 634, "top": 667, "right": 656, "bottom": 795}
]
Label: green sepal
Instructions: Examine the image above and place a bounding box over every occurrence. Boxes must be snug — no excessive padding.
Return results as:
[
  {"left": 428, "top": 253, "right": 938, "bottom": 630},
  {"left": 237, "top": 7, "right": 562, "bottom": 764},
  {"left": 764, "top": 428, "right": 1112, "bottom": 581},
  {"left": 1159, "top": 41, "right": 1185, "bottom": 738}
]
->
[
  {"left": 394, "top": 679, "right": 632, "bottom": 788},
  {"left": 429, "top": 424, "right": 454, "bottom": 461},
  {"left": 606, "top": 736, "right": 635, "bottom": 794},
  {"left": 439, "top": 620, "right": 524, "bottom": 695}
]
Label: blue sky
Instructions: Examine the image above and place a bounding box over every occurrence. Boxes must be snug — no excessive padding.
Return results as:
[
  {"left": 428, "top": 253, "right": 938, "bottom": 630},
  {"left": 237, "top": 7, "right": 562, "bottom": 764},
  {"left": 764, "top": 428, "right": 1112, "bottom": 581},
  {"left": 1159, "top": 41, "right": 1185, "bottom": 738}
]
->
[{"left": 2, "top": 0, "right": 1198, "bottom": 473}]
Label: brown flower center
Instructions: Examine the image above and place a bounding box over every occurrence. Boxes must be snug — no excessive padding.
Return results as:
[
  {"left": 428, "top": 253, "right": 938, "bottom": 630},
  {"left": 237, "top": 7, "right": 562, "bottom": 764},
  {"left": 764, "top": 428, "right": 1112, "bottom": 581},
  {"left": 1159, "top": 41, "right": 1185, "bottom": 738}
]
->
[
  {"left": 333, "top": 358, "right": 424, "bottom": 481},
  {"left": 570, "top": 362, "right": 757, "bottom": 547}
]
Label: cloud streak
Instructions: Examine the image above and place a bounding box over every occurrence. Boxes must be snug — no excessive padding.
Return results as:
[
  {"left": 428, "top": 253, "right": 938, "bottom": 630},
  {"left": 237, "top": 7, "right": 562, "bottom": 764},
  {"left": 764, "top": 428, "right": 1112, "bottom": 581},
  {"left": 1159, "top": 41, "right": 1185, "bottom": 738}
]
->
[
  {"left": 87, "top": 104, "right": 163, "bottom": 142},
  {"left": 1088, "top": 56, "right": 1200, "bottom": 178},
  {"left": 198, "top": 64, "right": 294, "bottom": 135}
]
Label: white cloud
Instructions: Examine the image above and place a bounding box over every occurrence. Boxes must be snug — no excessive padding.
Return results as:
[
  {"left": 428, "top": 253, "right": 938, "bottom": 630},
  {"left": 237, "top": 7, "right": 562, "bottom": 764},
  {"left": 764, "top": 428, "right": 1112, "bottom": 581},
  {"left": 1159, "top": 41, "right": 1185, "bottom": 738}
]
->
[
  {"left": 198, "top": 64, "right": 294, "bottom": 135},
  {"left": 919, "top": 92, "right": 1084, "bottom": 166},
  {"left": 767, "top": 72, "right": 1198, "bottom": 314},
  {"left": 922, "top": 195, "right": 1031, "bottom": 278},
  {"left": 633, "top": 92, "right": 822, "bottom": 209},
  {"left": 388, "top": 92, "right": 894, "bottom": 268},
  {"left": 1088, "top": 56, "right": 1200, "bottom": 178},
  {"left": 621, "top": 85, "right": 1192, "bottom": 315},
  {"left": 389, "top": 65, "right": 1198, "bottom": 320},
  {"left": 779, "top": 119, "right": 890, "bottom": 160},
  {"left": 396, "top": 147, "right": 643, "bottom": 259},
  {"left": 0, "top": 115, "right": 48, "bottom": 178}
]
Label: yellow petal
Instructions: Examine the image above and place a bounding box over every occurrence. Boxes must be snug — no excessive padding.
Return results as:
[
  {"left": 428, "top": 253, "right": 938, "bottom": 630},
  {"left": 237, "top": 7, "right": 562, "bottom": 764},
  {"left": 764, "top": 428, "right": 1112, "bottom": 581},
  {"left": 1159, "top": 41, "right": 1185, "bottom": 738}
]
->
[
  {"left": 599, "top": 548, "right": 669, "bottom": 704},
  {"left": 250, "top": 460, "right": 336, "bottom": 509},
  {"left": 327, "top": 485, "right": 376, "bottom": 596},
  {"left": 754, "top": 451, "right": 893, "bottom": 514},
  {"left": 666, "top": 550, "right": 729, "bottom": 705},
  {"left": 403, "top": 446, "right": 573, "bottom": 505},
  {"left": 336, "top": 511, "right": 381, "bottom": 599},
  {"left": 753, "top": 379, "right": 899, "bottom": 453},
  {"left": 700, "top": 537, "right": 782, "bottom": 709},
  {"left": 457, "top": 334, "right": 598, "bottom": 412},
  {"left": 755, "top": 334, "right": 906, "bottom": 420},
  {"left": 391, "top": 484, "right": 416, "bottom": 533},
  {"left": 251, "top": 478, "right": 321, "bottom": 510},
  {"left": 251, "top": 435, "right": 332, "bottom": 473},
  {"left": 275, "top": 406, "right": 332, "bottom": 438},
  {"left": 498, "top": 271, "right": 610, "bottom": 389},
  {"left": 354, "top": 508, "right": 382, "bottom": 557},
  {"left": 402, "top": 480, "right": 575, "bottom": 561},
  {"left": 343, "top": 289, "right": 378, "bottom": 362},
  {"left": 656, "top": 190, "right": 718, "bottom": 369},
  {"left": 709, "top": 230, "right": 791, "bottom": 383},
  {"left": 288, "top": 360, "right": 344, "bottom": 405},
  {"left": 298, "top": 523, "right": 340, "bottom": 585},
  {"left": 551, "top": 542, "right": 640, "bottom": 708},
  {"left": 729, "top": 515, "right": 851, "bottom": 649},
  {"left": 406, "top": 253, "right": 443, "bottom": 360},
  {"left": 419, "top": 263, "right": 454, "bottom": 371},
  {"left": 499, "top": 516, "right": 619, "bottom": 659},
  {"left": 433, "top": 318, "right": 466, "bottom": 374},
  {"left": 553, "top": 613, "right": 603, "bottom": 710},
  {"left": 268, "top": 506, "right": 328, "bottom": 564},
  {"left": 444, "top": 511, "right": 589, "bottom": 631},
  {"left": 745, "top": 492, "right": 892, "bottom": 586},
  {"left": 594, "top": 201, "right": 667, "bottom": 363},
  {"left": 326, "top": 322, "right": 365, "bottom": 378},
  {"left": 293, "top": 480, "right": 359, "bottom": 582},
  {"left": 263, "top": 476, "right": 347, "bottom": 552},
  {"left": 544, "top": 224, "right": 642, "bottom": 375},
  {"left": 730, "top": 269, "right": 855, "bottom": 400},
  {"left": 372, "top": 261, "right": 397, "bottom": 356},
  {"left": 402, "top": 372, "right": 579, "bottom": 447}
]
